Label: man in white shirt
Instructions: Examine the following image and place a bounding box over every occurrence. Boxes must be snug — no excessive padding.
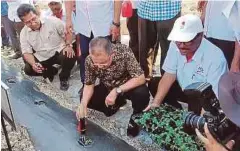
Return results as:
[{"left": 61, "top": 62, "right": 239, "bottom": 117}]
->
[
  {"left": 18, "top": 4, "right": 76, "bottom": 91},
  {"left": 64, "top": 1, "right": 122, "bottom": 94},
  {"left": 144, "top": 14, "right": 228, "bottom": 114},
  {"left": 43, "top": 0, "right": 66, "bottom": 23},
  {"left": 200, "top": 1, "right": 237, "bottom": 72},
  {"left": 222, "top": 0, "right": 240, "bottom": 72}
]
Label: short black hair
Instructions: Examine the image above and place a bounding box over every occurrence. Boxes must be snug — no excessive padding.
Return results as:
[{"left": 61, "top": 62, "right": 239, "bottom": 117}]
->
[{"left": 17, "top": 4, "right": 37, "bottom": 21}]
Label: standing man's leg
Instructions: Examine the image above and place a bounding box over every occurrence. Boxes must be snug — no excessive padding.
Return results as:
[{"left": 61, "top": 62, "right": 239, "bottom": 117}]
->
[
  {"left": 127, "top": 9, "right": 139, "bottom": 61},
  {"left": 1, "top": 24, "right": 9, "bottom": 47},
  {"left": 1, "top": 16, "right": 21, "bottom": 54},
  {"left": 138, "top": 17, "right": 157, "bottom": 80},
  {"left": 79, "top": 33, "right": 93, "bottom": 84},
  {"left": 156, "top": 13, "right": 180, "bottom": 74}
]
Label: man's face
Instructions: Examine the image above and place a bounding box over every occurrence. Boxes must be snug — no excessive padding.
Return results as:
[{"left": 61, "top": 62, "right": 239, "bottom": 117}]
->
[
  {"left": 175, "top": 34, "right": 203, "bottom": 56},
  {"left": 21, "top": 11, "right": 41, "bottom": 30},
  {"left": 49, "top": 2, "right": 62, "bottom": 18},
  {"left": 90, "top": 48, "right": 113, "bottom": 69}
]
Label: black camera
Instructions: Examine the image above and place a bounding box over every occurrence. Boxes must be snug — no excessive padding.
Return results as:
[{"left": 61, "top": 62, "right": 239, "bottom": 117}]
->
[{"left": 183, "top": 82, "right": 240, "bottom": 147}]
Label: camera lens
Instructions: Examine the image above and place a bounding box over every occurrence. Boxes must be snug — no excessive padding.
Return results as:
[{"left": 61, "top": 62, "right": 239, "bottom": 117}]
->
[{"left": 184, "top": 112, "right": 206, "bottom": 132}]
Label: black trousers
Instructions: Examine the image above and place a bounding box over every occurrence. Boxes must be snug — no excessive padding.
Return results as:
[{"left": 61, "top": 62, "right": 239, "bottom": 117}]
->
[
  {"left": 148, "top": 77, "right": 202, "bottom": 115},
  {"left": 127, "top": 9, "right": 139, "bottom": 61},
  {"left": 138, "top": 13, "right": 180, "bottom": 78},
  {"left": 24, "top": 51, "right": 76, "bottom": 81},
  {"left": 206, "top": 37, "right": 235, "bottom": 68},
  {"left": 86, "top": 83, "right": 150, "bottom": 116}
]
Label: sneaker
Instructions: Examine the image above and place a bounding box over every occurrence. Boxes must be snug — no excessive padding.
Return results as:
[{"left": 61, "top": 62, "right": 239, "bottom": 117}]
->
[
  {"left": 127, "top": 117, "right": 140, "bottom": 137},
  {"left": 8, "top": 52, "right": 22, "bottom": 59},
  {"left": 60, "top": 80, "right": 69, "bottom": 91}
]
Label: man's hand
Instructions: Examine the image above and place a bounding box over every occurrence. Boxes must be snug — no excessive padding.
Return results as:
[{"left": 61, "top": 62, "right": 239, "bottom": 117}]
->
[
  {"left": 196, "top": 124, "right": 235, "bottom": 151},
  {"left": 76, "top": 103, "right": 88, "bottom": 121},
  {"left": 63, "top": 46, "right": 75, "bottom": 58},
  {"left": 110, "top": 24, "right": 120, "bottom": 42},
  {"left": 105, "top": 88, "right": 118, "bottom": 107},
  {"left": 143, "top": 102, "right": 160, "bottom": 112},
  {"left": 230, "top": 61, "right": 240, "bottom": 72},
  {"left": 32, "top": 62, "right": 45, "bottom": 73}
]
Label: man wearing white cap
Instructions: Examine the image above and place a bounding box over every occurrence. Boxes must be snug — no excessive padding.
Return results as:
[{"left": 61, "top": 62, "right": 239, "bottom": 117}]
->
[
  {"left": 43, "top": 0, "right": 66, "bottom": 22},
  {"left": 144, "top": 14, "right": 228, "bottom": 112}
]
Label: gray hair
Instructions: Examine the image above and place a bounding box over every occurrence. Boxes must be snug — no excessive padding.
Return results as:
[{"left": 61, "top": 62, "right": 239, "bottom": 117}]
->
[{"left": 89, "top": 37, "right": 112, "bottom": 55}]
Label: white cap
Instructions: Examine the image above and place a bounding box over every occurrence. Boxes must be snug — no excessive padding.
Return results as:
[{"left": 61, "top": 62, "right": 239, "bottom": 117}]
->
[
  {"left": 168, "top": 14, "right": 203, "bottom": 42},
  {"left": 48, "top": 0, "right": 62, "bottom": 4}
]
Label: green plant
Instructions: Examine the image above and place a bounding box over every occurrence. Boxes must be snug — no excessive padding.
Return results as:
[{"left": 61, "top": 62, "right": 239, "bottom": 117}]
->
[{"left": 134, "top": 104, "right": 204, "bottom": 151}]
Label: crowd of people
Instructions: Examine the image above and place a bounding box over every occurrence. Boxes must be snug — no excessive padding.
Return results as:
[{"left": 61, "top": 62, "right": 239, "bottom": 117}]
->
[{"left": 1, "top": 0, "right": 240, "bottom": 151}]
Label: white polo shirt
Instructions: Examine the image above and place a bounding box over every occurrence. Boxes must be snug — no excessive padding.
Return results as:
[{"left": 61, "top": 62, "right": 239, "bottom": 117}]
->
[
  {"left": 204, "top": 1, "right": 235, "bottom": 41},
  {"left": 162, "top": 38, "right": 228, "bottom": 97},
  {"left": 20, "top": 17, "right": 66, "bottom": 61},
  {"left": 75, "top": 1, "right": 114, "bottom": 38},
  {"left": 222, "top": 0, "right": 240, "bottom": 44}
]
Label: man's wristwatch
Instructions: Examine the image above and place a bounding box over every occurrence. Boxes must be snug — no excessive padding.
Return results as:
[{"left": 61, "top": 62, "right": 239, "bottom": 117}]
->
[
  {"left": 112, "top": 21, "right": 120, "bottom": 27},
  {"left": 116, "top": 87, "right": 122, "bottom": 95},
  {"left": 66, "top": 43, "right": 73, "bottom": 48}
]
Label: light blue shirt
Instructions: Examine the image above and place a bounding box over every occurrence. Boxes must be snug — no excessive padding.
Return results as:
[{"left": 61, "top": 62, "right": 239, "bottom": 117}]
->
[{"left": 162, "top": 38, "right": 228, "bottom": 97}]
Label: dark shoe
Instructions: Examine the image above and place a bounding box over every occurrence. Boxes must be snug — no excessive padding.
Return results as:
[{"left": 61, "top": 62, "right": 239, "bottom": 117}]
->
[
  {"left": 43, "top": 67, "right": 58, "bottom": 82},
  {"left": 60, "top": 80, "right": 69, "bottom": 91},
  {"left": 8, "top": 52, "right": 21, "bottom": 59},
  {"left": 127, "top": 117, "right": 140, "bottom": 137},
  {"left": 104, "top": 100, "right": 127, "bottom": 117}
]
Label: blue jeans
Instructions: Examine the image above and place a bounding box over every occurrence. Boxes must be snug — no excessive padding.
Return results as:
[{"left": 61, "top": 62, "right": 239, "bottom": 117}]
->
[{"left": 78, "top": 32, "right": 112, "bottom": 83}]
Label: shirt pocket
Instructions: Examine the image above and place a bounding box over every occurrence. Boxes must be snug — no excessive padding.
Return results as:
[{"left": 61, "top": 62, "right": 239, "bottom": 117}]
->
[
  {"left": 47, "top": 30, "right": 61, "bottom": 46},
  {"left": 192, "top": 65, "right": 207, "bottom": 82}
]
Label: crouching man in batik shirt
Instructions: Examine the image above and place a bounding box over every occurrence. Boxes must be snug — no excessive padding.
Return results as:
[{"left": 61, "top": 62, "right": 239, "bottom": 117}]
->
[{"left": 77, "top": 37, "right": 150, "bottom": 137}]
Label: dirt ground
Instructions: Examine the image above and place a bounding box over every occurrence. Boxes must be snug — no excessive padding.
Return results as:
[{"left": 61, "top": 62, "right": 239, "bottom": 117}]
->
[{"left": 1, "top": 1, "right": 198, "bottom": 151}]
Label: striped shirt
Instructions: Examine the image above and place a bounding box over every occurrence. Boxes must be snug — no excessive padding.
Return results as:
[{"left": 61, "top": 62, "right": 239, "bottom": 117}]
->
[{"left": 138, "top": 0, "right": 181, "bottom": 21}]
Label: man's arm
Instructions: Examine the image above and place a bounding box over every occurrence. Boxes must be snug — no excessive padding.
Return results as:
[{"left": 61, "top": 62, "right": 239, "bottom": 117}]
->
[
  {"left": 198, "top": 0, "right": 208, "bottom": 23},
  {"left": 119, "top": 74, "right": 145, "bottom": 93},
  {"left": 153, "top": 73, "right": 176, "bottom": 106},
  {"left": 64, "top": 1, "right": 74, "bottom": 35},
  {"left": 144, "top": 72, "right": 176, "bottom": 111},
  {"left": 23, "top": 53, "right": 36, "bottom": 66},
  {"left": 110, "top": 0, "right": 122, "bottom": 41},
  {"left": 113, "top": 0, "right": 122, "bottom": 24},
  {"left": 81, "top": 84, "right": 94, "bottom": 107},
  {"left": 230, "top": 41, "right": 240, "bottom": 72}
]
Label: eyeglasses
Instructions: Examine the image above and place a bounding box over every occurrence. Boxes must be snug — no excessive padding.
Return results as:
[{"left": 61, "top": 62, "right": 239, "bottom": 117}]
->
[
  {"left": 92, "top": 55, "right": 113, "bottom": 68},
  {"left": 175, "top": 34, "right": 200, "bottom": 46},
  {"left": 24, "top": 16, "right": 38, "bottom": 26}
]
